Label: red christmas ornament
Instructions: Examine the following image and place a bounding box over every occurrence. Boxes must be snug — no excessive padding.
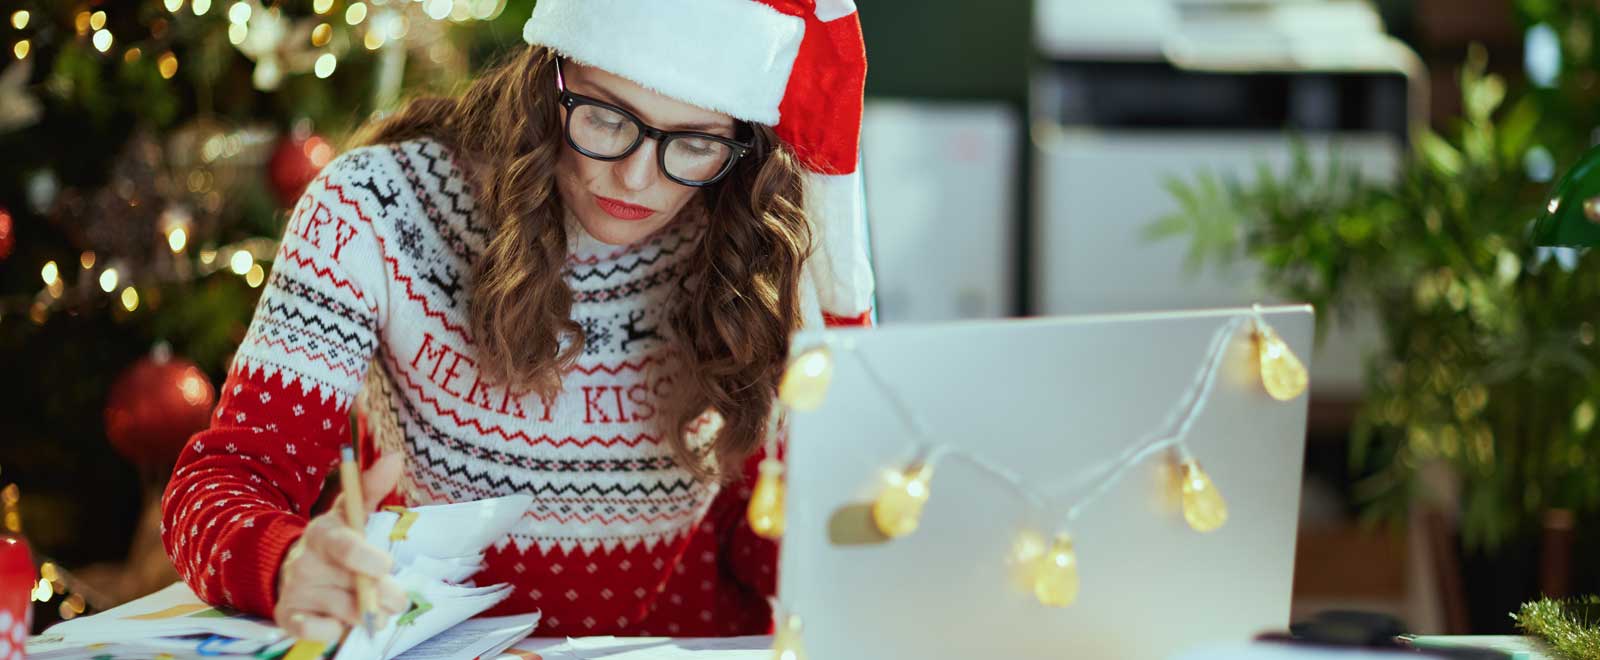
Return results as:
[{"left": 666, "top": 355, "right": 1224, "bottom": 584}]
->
[
  {"left": 0, "top": 535, "right": 30, "bottom": 659},
  {"left": 104, "top": 347, "right": 217, "bottom": 470},
  {"left": 266, "top": 132, "right": 335, "bottom": 208},
  {"left": 0, "top": 206, "right": 13, "bottom": 262}
]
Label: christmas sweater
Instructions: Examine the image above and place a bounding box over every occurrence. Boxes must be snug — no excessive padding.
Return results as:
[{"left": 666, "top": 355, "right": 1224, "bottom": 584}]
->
[{"left": 160, "top": 137, "right": 866, "bottom": 637}]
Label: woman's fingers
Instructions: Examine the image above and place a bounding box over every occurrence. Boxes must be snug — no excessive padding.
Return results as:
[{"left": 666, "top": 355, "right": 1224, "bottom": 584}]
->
[
  {"left": 301, "top": 583, "right": 363, "bottom": 626},
  {"left": 303, "top": 519, "right": 391, "bottom": 578},
  {"left": 282, "top": 612, "right": 345, "bottom": 644},
  {"left": 361, "top": 453, "right": 404, "bottom": 506},
  {"left": 377, "top": 576, "right": 409, "bottom": 614}
]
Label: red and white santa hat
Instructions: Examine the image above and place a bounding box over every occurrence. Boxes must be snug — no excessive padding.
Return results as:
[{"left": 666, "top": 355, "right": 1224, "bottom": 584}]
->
[{"left": 523, "top": 0, "right": 875, "bottom": 326}]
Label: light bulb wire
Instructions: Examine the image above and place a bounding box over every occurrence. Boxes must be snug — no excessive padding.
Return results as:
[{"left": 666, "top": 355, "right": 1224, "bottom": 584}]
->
[
  {"left": 771, "top": 312, "right": 1270, "bottom": 619},
  {"left": 1058, "top": 316, "right": 1245, "bottom": 525},
  {"left": 827, "top": 315, "right": 1251, "bottom": 532}
]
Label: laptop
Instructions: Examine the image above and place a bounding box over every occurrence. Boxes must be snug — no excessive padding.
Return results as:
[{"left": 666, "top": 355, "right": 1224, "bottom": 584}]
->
[{"left": 779, "top": 305, "right": 1313, "bottom": 659}]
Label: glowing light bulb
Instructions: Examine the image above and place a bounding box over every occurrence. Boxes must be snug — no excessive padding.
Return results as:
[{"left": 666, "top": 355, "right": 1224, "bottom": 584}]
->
[
  {"left": 313, "top": 0, "right": 334, "bottom": 14},
  {"left": 1033, "top": 533, "right": 1080, "bottom": 607},
  {"left": 92, "top": 29, "right": 112, "bottom": 52},
  {"left": 772, "top": 614, "right": 807, "bottom": 660},
  {"left": 314, "top": 52, "right": 337, "bottom": 78},
  {"left": 1007, "top": 528, "right": 1047, "bottom": 591},
  {"left": 158, "top": 51, "right": 179, "bottom": 79},
  {"left": 746, "top": 458, "right": 784, "bottom": 539},
  {"left": 120, "top": 286, "right": 139, "bottom": 312},
  {"left": 778, "top": 346, "right": 833, "bottom": 411},
  {"left": 193, "top": 0, "right": 212, "bottom": 15},
  {"left": 164, "top": 0, "right": 184, "bottom": 13},
  {"left": 1255, "top": 320, "right": 1307, "bottom": 401},
  {"left": 229, "top": 249, "right": 253, "bottom": 275},
  {"left": 11, "top": 10, "right": 29, "bottom": 29},
  {"left": 871, "top": 462, "right": 932, "bottom": 538},
  {"left": 40, "top": 260, "right": 58, "bottom": 286},
  {"left": 1178, "top": 458, "right": 1227, "bottom": 532},
  {"left": 99, "top": 268, "right": 119, "bottom": 292},
  {"left": 167, "top": 227, "right": 188, "bottom": 252},
  {"left": 246, "top": 263, "right": 266, "bottom": 288}
]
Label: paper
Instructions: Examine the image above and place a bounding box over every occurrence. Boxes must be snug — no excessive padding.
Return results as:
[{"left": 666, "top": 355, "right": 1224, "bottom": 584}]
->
[
  {"left": 32, "top": 495, "right": 540, "bottom": 660},
  {"left": 331, "top": 576, "right": 513, "bottom": 660},
  {"left": 31, "top": 581, "right": 286, "bottom": 650},
  {"left": 499, "top": 636, "right": 773, "bottom": 660},
  {"left": 396, "top": 613, "right": 542, "bottom": 660},
  {"left": 366, "top": 495, "right": 532, "bottom": 565}
]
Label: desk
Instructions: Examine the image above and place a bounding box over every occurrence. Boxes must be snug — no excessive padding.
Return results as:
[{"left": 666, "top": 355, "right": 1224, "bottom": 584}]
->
[
  {"left": 496, "top": 636, "right": 771, "bottom": 659},
  {"left": 495, "top": 635, "right": 1554, "bottom": 660}
]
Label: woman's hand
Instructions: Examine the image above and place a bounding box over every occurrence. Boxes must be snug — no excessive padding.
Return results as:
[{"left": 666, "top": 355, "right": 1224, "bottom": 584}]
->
[{"left": 273, "top": 453, "right": 411, "bottom": 642}]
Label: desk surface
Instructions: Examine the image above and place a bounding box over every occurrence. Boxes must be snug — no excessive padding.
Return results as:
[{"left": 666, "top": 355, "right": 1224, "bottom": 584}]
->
[
  {"left": 499, "top": 635, "right": 1553, "bottom": 660},
  {"left": 497, "top": 636, "right": 771, "bottom": 659}
]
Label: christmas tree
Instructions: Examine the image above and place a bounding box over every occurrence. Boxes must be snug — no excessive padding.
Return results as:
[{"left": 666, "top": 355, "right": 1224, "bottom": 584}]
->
[{"left": 0, "top": 0, "right": 533, "bottom": 630}]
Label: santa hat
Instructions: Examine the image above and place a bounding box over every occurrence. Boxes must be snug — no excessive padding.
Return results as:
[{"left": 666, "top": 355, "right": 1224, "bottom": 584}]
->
[{"left": 523, "top": 0, "right": 876, "bottom": 326}]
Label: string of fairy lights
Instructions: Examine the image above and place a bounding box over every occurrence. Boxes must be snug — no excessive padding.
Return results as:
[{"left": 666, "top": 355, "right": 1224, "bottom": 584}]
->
[
  {"left": 23, "top": 237, "right": 280, "bottom": 325},
  {"left": 8, "top": 0, "right": 507, "bottom": 82},
  {"left": 748, "top": 306, "right": 1310, "bottom": 660}
]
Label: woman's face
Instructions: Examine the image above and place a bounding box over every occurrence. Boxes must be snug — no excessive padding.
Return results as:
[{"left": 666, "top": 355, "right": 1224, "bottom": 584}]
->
[{"left": 554, "top": 61, "right": 739, "bottom": 246}]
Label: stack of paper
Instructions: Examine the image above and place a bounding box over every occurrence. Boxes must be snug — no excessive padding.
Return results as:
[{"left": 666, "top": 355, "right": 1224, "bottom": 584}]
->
[
  {"left": 28, "top": 494, "right": 540, "bottom": 660},
  {"left": 26, "top": 582, "right": 294, "bottom": 659},
  {"left": 499, "top": 636, "right": 773, "bottom": 660}
]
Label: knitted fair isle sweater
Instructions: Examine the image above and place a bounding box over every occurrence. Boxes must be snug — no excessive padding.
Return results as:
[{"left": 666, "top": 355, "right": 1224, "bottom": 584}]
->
[{"left": 160, "top": 138, "right": 857, "bottom": 636}]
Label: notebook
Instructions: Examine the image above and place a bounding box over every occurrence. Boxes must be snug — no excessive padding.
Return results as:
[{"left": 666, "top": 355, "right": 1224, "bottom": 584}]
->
[{"left": 28, "top": 495, "right": 540, "bottom": 660}]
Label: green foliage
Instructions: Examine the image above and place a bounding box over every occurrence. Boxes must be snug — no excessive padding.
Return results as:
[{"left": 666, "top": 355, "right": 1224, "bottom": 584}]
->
[
  {"left": 1514, "top": 596, "right": 1600, "bottom": 659},
  {"left": 1153, "top": 46, "right": 1600, "bottom": 551}
]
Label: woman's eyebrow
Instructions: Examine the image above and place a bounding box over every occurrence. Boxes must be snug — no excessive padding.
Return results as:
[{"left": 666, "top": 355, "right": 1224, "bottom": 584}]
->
[{"left": 574, "top": 80, "right": 732, "bottom": 133}]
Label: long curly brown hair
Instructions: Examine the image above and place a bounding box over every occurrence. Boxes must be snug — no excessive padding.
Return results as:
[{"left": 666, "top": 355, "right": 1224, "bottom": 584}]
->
[{"left": 351, "top": 46, "right": 812, "bottom": 482}]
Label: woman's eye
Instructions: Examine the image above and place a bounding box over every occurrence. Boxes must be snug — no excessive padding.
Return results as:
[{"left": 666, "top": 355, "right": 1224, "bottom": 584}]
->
[
  {"left": 678, "top": 139, "right": 715, "bottom": 155},
  {"left": 584, "top": 112, "right": 626, "bottom": 131}
]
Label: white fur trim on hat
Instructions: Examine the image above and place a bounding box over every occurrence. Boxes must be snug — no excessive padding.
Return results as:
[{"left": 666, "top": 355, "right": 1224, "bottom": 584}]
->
[
  {"left": 813, "top": 0, "right": 858, "bottom": 22},
  {"left": 523, "top": 0, "right": 804, "bottom": 126},
  {"left": 804, "top": 166, "right": 876, "bottom": 316}
]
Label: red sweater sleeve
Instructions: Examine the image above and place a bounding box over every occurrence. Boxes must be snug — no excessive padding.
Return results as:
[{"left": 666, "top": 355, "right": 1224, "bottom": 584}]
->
[{"left": 161, "top": 149, "right": 393, "bottom": 616}]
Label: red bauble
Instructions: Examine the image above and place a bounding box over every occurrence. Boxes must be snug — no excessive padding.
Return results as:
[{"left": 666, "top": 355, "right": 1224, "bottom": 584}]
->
[
  {"left": 0, "top": 535, "right": 30, "bottom": 654},
  {"left": 104, "top": 350, "right": 217, "bottom": 470},
  {"left": 0, "top": 206, "right": 13, "bottom": 262},
  {"left": 267, "top": 132, "right": 335, "bottom": 208}
]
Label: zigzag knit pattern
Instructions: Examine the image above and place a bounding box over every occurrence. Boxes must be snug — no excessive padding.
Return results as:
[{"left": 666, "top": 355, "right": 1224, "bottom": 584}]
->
[{"left": 160, "top": 138, "right": 819, "bottom": 637}]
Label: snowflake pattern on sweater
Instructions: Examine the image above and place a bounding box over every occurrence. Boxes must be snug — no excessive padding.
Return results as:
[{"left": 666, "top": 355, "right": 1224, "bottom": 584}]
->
[{"left": 159, "top": 138, "right": 852, "bottom": 637}]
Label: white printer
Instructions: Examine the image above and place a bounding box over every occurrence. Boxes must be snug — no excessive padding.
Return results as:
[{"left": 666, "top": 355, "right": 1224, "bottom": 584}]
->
[{"left": 1031, "top": 0, "right": 1418, "bottom": 395}]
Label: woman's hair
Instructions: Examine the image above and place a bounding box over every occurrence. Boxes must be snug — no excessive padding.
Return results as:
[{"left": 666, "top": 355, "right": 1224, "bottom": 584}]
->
[{"left": 351, "top": 46, "right": 813, "bottom": 481}]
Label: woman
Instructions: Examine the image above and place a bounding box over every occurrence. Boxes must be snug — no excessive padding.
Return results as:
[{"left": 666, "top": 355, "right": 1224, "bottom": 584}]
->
[{"left": 160, "top": 0, "right": 874, "bottom": 643}]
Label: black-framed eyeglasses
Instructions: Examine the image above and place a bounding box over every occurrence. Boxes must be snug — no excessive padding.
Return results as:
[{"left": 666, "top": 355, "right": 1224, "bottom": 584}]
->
[{"left": 555, "top": 59, "right": 754, "bottom": 187}]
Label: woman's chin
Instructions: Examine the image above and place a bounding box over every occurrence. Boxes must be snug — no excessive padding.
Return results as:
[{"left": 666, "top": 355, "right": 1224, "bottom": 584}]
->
[{"left": 578, "top": 212, "right": 671, "bottom": 246}]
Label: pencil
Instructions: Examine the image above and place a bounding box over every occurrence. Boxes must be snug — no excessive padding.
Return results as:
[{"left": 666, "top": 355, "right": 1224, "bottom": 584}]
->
[{"left": 337, "top": 445, "right": 380, "bottom": 637}]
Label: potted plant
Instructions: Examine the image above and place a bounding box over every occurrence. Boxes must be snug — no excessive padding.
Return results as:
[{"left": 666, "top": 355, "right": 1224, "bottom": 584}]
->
[{"left": 1150, "top": 45, "right": 1600, "bottom": 632}]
